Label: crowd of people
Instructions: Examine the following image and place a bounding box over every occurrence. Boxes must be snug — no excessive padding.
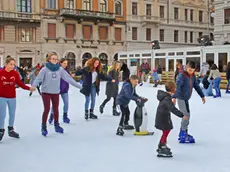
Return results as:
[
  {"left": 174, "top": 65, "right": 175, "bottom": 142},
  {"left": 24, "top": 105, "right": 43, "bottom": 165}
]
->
[{"left": 0, "top": 54, "right": 229, "bottom": 158}]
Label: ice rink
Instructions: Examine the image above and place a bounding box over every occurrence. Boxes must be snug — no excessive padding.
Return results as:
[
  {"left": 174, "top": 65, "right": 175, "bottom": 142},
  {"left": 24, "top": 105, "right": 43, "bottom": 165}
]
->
[{"left": 1, "top": 82, "right": 230, "bottom": 172}]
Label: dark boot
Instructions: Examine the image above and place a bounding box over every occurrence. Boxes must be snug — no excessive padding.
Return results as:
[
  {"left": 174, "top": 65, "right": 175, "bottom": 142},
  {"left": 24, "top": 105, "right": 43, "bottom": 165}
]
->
[
  {"left": 54, "top": 122, "right": 64, "bottom": 133},
  {"left": 63, "top": 113, "right": 70, "bottom": 123},
  {"left": 123, "top": 122, "right": 134, "bottom": 130},
  {"left": 8, "top": 126, "right": 20, "bottom": 139},
  {"left": 85, "top": 110, "right": 89, "bottom": 120},
  {"left": 0, "top": 129, "right": 5, "bottom": 141},
  {"left": 29, "top": 92, "right": 32, "bottom": 96},
  {"left": 89, "top": 109, "right": 98, "bottom": 119},
  {"left": 41, "top": 123, "right": 48, "bottom": 136},
  {"left": 48, "top": 113, "right": 54, "bottom": 124},
  {"left": 99, "top": 105, "right": 104, "bottom": 114},
  {"left": 116, "top": 126, "right": 124, "bottom": 136},
  {"left": 113, "top": 106, "right": 120, "bottom": 116}
]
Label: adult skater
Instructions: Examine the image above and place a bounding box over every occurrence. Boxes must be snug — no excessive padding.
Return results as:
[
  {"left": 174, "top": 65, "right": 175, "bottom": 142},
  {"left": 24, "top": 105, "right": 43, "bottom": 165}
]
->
[
  {"left": 120, "top": 62, "right": 130, "bottom": 81},
  {"left": 32, "top": 53, "right": 82, "bottom": 136},
  {"left": 116, "top": 75, "right": 144, "bottom": 135},
  {"left": 139, "top": 59, "right": 150, "bottom": 86},
  {"left": 208, "top": 64, "right": 221, "bottom": 98},
  {"left": 28, "top": 68, "right": 41, "bottom": 96},
  {"left": 99, "top": 61, "right": 121, "bottom": 116},
  {"left": 155, "top": 81, "right": 185, "bottom": 157},
  {"left": 49, "top": 58, "right": 71, "bottom": 124},
  {"left": 172, "top": 61, "right": 205, "bottom": 143},
  {"left": 74, "top": 57, "right": 115, "bottom": 120},
  {"left": 174, "top": 60, "right": 183, "bottom": 81},
  {"left": 0, "top": 57, "right": 36, "bottom": 141}
]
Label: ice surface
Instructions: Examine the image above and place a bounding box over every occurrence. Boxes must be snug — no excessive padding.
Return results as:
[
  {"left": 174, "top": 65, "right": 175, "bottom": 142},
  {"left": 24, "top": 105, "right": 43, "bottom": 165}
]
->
[{"left": 1, "top": 82, "right": 230, "bottom": 172}]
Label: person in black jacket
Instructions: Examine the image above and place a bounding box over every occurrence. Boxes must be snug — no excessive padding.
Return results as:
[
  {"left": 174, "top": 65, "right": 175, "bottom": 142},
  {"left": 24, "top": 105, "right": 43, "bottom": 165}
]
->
[
  {"left": 100, "top": 61, "right": 121, "bottom": 116},
  {"left": 155, "top": 81, "right": 186, "bottom": 156},
  {"left": 226, "top": 62, "right": 230, "bottom": 93},
  {"left": 120, "top": 62, "right": 130, "bottom": 81}
]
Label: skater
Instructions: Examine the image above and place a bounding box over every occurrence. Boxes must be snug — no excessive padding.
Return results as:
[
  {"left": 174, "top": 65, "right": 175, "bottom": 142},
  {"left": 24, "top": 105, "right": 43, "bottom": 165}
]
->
[
  {"left": 208, "top": 64, "right": 221, "bottom": 98},
  {"left": 120, "top": 62, "right": 130, "bottom": 81},
  {"left": 49, "top": 58, "right": 71, "bottom": 124},
  {"left": 174, "top": 60, "right": 183, "bottom": 81},
  {"left": 74, "top": 57, "right": 115, "bottom": 120},
  {"left": 28, "top": 68, "right": 41, "bottom": 96},
  {"left": 172, "top": 61, "right": 205, "bottom": 143},
  {"left": 116, "top": 75, "right": 144, "bottom": 135},
  {"left": 155, "top": 81, "right": 185, "bottom": 157},
  {"left": 139, "top": 59, "right": 150, "bottom": 86},
  {"left": 157, "top": 65, "right": 163, "bottom": 84},
  {"left": 226, "top": 62, "right": 230, "bottom": 93},
  {"left": 202, "top": 71, "right": 213, "bottom": 97},
  {"left": 0, "top": 57, "right": 36, "bottom": 141},
  {"left": 152, "top": 69, "right": 159, "bottom": 87},
  {"left": 100, "top": 61, "right": 121, "bottom": 116},
  {"left": 32, "top": 53, "right": 82, "bottom": 136}
]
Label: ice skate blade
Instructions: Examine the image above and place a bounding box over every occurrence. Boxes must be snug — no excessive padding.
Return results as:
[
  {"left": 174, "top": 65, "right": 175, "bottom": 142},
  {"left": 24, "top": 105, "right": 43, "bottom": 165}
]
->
[
  {"left": 179, "top": 140, "right": 195, "bottom": 144},
  {"left": 134, "top": 131, "right": 154, "bottom": 136},
  {"left": 116, "top": 133, "right": 124, "bottom": 136},
  {"left": 157, "top": 154, "right": 173, "bottom": 158}
]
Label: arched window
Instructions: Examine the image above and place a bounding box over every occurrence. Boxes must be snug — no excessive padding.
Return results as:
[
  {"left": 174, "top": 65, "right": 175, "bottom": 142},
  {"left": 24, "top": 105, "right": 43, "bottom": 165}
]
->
[
  {"left": 83, "top": 0, "right": 91, "bottom": 10},
  {"left": 100, "top": 0, "right": 107, "bottom": 12},
  {"left": 82, "top": 52, "right": 92, "bottom": 66},
  {"left": 65, "top": 52, "right": 76, "bottom": 70},
  {"left": 115, "top": 1, "right": 122, "bottom": 15},
  {"left": 65, "top": 0, "right": 74, "bottom": 9}
]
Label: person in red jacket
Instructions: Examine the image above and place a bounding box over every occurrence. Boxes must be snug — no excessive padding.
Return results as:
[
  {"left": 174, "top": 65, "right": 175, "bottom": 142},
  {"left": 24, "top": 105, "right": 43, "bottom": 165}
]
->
[{"left": 0, "top": 57, "right": 36, "bottom": 142}]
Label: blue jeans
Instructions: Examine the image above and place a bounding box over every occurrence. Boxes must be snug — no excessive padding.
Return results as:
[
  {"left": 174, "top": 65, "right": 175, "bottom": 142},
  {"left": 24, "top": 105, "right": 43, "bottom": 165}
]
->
[
  {"left": 51, "top": 93, "right": 69, "bottom": 114},
  {"left": 213, "top": 77, "right": 222, "bottom": 96},
  {"left": 202, "top": 80, "right": 213, "bottom": 96},
  {"left": 226, "top": 79, "right": 230, "bottom": 91},
  {"left": 85, "top": 84, "right": 96, "bottom": 110},
  {"left": 0, "top": 98, "right": 16, "bottom": 129}
]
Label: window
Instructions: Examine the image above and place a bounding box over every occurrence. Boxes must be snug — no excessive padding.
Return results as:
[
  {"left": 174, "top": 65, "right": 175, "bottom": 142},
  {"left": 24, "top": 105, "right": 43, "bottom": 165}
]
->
[
  {"left": 115, "top": 28, "right": 122, "bottom": 41},
  {"left": 160, "top": 29, "right": 164, "bottom": 41},
  {"left": 99, "top": 26, "right": 108, "bottom": 40},
  {"left": 65, "top": 0, "right": 74, "bottom": 9},
  {"left": 83, "top": 0, "right": 91, "bottom": 10},
  {"left": 17, "top": 0, "right": 31, "bottom": 13},
  {"left": 199, "top": 11, "right": 203, "bottom": 22},
  {"left": 146, "top": 28, "right": 151, "bottom": 41},
  {"left": 185, "top": 9, "right": 188, "bottom": 20},
  {"left": 190, "top": 31, "right": 193, "bottom": 43},
  {"left": 160, "top": 6, "right": 164, "bottom": 18},
  {"left": 146, "top": 4, "right": 151, "bottom": 16},
  {"left": 21, "top": 28, "right": 31, "bottom": 42},
  {"left": 48, "top": 23, "right": 56, "bottom": 38},
  {"left": 224, "top": 9, "right": 230, "bottom": 24},
  {"left": 0, "top": 26, "right": 4, "bottom": 41},
  {"left": 83, "top": 25, "right": 92, "bottom": 40},
  {"left": 174, "top": 30, "right": 178, "bottom": 42},
  {"left": 174, "top": 7, "right": 179, "bottom": 19},
  {"left": 199, "top": 32, "right": 203, "bottom": 38},
  {"left": 47, "top": 0, "right": 56, "bottom": 9},
  {"left": 132, "top": 27, "right": 137, "bottom": 40},
  {"left": 184, "top": 31, "right": 187, "bottom": 43},
  {"left": 132, "top": 2, "right": 137, "bottom": 15},
  {"left": 190, "top": 9, "right": 193, "bottom": 21},
  {"left": 65, "top": 24, "right": 75, "bottom": 38},
  {"left": 115, "top": 1, "right": 122, "bottom": 15},
  {"left": 100, "top": 0, "right": 107, "bottom": 12}
]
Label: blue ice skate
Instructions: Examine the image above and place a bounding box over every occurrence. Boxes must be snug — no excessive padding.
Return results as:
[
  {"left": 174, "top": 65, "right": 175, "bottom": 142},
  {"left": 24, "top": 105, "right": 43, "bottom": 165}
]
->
[
  {"left": 63, "top": 113, "right": 70, "bottom": 124},
  {"left": 179, "top": 130, "right": 195, "bottom": 143},
  {"left": 54, "top": 123, "right": 64, "bottom": 134},
  {"left": 41, "top": 124, "right": 48, "bottom": 137}
]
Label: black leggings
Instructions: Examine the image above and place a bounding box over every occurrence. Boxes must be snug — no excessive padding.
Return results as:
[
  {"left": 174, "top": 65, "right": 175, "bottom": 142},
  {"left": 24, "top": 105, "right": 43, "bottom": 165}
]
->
[
  {"left": 119, "top": 105, "right": 130, "bottom": 126},
  {"left": 101, "top": 96, "right": 116, "bottom": 108}
]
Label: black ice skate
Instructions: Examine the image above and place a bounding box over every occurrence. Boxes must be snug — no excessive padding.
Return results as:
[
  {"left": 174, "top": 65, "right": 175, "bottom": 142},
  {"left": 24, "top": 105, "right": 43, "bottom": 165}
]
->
[
  {"left": 89, "top": 109, "right": 98, "bottom": 119},
  {"left": 116, "top": 126, "right": 124, "bottom": 136},
  {"left": 99, "top": 105, "right": 104, "bottom": 114},
  {"left": 123, "top": 122, "right": 134, "bottom": 130},
  {"left": 0, "top": 129, "right": 5, "bottom": 141},
  {"left": 85, "top": 110, "right": 89, "bottom": 120},
  {"left": 8, "top": 126, "right": 20, "bottom": 139},
  {"left": 157, "top": 143, "right": 172, "bottom": 158},
  {"left": 113, "top": 107, "right": 120, "bottom": 116},
  {"left": 29, "top": 92, "right": 32, "bottom": 97}
]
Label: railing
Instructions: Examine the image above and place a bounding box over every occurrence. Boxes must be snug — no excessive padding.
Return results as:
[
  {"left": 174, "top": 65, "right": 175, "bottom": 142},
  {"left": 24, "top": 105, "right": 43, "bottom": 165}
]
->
[
  {"left": 167, "top": 19, "right": 214, "bottom": 28},
  {"left": 140, "top": 15, "right": 160, "bottom": 23},
  {"left": 60, "top": 8, "right": 115, "bottom": 19},
  {"left": 0, "top": 11, "right": 40, "bottom": 21}
]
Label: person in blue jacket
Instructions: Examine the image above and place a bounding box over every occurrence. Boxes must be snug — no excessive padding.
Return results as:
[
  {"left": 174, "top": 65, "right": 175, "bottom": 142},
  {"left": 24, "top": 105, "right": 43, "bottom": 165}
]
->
[
  {"left": 116, "top": 75, "right": 145, "bottom": 136},
  {"left": 172, "top": 61, "right": 206, "bottom": 143}
]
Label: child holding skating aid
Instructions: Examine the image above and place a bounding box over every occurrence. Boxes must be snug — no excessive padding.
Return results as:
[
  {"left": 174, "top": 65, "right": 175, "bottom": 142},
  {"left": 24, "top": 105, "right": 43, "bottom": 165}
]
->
[
  {"left": 0, "top": 57, "right": 36, "bottom": 141},
  {"left": 155, "top": 81, "right": 186, "bottom": 157},
  {"left": 172, "top": 61, "right": 205, "bottom": 143},
  {"left": 116, "top": 75, "right": 146, "bottom": 135}
]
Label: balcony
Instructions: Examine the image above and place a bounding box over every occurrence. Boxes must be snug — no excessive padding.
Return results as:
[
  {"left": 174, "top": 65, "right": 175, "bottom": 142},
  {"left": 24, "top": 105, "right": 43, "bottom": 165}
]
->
[
  {"left": 0, "top": 11, "right": 40, "bottom": 22},
  {"left": 127, "top": 15, "right": 160, "bottom": 24},
  {"left": 167, "top": 19, "right": 214, "bottom": 29},
  {"left": 60, "top": 8, "right": 115, "bottom": 24}
]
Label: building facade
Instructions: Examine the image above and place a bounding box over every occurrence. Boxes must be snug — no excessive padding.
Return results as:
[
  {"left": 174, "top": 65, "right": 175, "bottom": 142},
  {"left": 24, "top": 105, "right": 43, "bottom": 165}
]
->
[
  {"left": 214, "top": 0, "right": 230, "bottom": 45},
  {"left": 126, "top": 0, "right": 215, "bottom": 51},
  {"left": 0, "top": 0, "right": 41, "bottom": 68}
]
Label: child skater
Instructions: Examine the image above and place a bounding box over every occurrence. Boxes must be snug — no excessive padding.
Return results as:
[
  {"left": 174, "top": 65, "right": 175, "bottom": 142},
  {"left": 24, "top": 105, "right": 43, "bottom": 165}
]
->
[
  {"left": 74, "top": 57, "right": 115, "bottom": 120},
  {"left": 0, "top": 57, "right": 36, "bottom": 141},
  {"left": 172, "top": 61, "right": 205, "bottom": 143},
  {"left": 208, "top": 64, "right": 221, "bottom": 98},
  {"left": 152, "top": 69, "right": 159, "bottom": 87},
  {"left": 116, "top": 75, "right": 145, "bottom": 135},
  {"left": 28, "top": 68, "right": 41, "bottom": 96},
  {"left": 100, "top": 61, "right": 121, "bottom": 116},
  {"left": 155, "top": 81, "right": 186, "bottom": 157},
  {"left": 32, "top": 53, "right": 82, "bottom": 136},
  {"left": 49, "top": 58, "right": 71, "bottom": 124}
]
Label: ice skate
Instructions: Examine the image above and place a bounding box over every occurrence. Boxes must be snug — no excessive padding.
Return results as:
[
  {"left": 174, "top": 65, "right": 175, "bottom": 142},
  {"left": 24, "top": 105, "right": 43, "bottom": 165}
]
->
[
  {"left": 8, "top": 126, "right": 20, "bottom": 139},
  {"left": 29, "top": 92, "right": 32, "bottom": 97},
  {"left": 48, "top": 113, "right": 53, "bottom": 124},
  {"left": 0, "top": 129, "right": 5, "bottom": 141},
  {"left": 89, "top": 109, "right": 98, "bottom": 119},
  {"left": 54, "top": 122, "right": 64, "bottom": 134},
  {"left": 63, "top": 113, "right": 70, "bottom": 123},
  {"left": 99, "top": 105, "right": 104, "bottom": 114},
  {"left": 85, "top": 110, "right": 89, "bottom": 120},
  {"left": 157, "top": 143, "right": 172, "bottom": 158},
  {"left": 116, "top": 126, "right": 124, "bottom": 136},
  {"left": 179, "top": 130, "right": 195, "bottom": 143},
  {"left": 41, "top": 123, "right": 48, "bottom": 137},
  {"left": 123, "top": 122, "right": 134, "bottom": 130},
  {"left": 113, "top": 107, "right": 120, "bottom": 116}
]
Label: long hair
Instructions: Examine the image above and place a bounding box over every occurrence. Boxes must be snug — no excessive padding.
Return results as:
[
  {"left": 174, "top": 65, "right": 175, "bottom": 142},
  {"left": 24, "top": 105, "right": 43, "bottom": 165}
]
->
[
  {"left": 211, "top": 64, "right": 217, "bottom": 70},
  {"left": 85, "top": 57, "right": 102, "bottom": 73},
  {"left": 108, "top": 61, "right": 120, "bottom": 75},
  {"left": 34, "top": 68, "right": 40, "bottom": 76}
]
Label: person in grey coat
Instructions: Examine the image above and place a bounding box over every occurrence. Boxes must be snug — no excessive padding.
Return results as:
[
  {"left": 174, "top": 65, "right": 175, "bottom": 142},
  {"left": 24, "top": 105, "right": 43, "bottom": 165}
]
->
[
  {"left": 28, "top": 68, "right": 41, "bottom": 96},
  {"left": 100, "top": 61, "right": 121, "bottom": 116}
]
